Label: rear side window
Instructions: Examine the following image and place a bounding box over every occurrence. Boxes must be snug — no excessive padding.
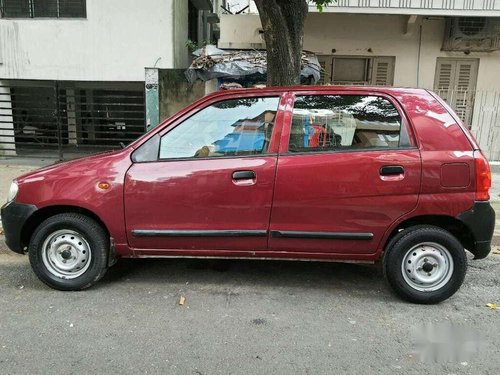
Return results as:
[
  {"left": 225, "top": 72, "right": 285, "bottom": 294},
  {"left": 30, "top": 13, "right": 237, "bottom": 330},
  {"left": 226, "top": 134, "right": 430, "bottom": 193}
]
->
[
  {"left": 289, "top": 95, "right": 402, "bottom": 152},
  {"left": 159, "top": 97, "right": 279, "bottom": 159}
]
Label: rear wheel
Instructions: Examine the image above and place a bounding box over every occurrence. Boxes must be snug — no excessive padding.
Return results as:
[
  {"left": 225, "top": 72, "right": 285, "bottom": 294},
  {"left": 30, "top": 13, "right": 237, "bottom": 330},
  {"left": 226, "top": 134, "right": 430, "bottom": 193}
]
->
[
  {"left": 383, "top": 225, "right": 467, "bottom": 304},
  {"left": 29, "top": 213, "right": 108, "bottom": 290}
]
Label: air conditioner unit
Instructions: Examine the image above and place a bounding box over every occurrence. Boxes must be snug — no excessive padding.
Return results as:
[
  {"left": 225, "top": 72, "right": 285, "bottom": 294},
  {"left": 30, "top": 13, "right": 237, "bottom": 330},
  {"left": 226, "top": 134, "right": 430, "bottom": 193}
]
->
[{"left": 442, "top": 17, "right": 500, "bottom": 52}]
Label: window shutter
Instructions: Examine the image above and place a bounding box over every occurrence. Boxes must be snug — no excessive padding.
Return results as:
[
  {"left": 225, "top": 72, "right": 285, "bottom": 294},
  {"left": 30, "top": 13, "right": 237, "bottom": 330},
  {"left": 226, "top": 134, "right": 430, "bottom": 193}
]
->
[
  {"left": 58, "top": 0, "right": 86, "bottom": 18},
  {"left": 434, "top": 62, "right": 454, "bottom": 91},
  {"left": 456, "top": 61, "right": 476, "bottom": 91},
  {"left": 434, "top": 58, "right": 478, "bottom": 125},
  {"left": 371, "top": 57, "right": 395, "bottom": 86},
  {"left": 2, "top": 0, "right": 31, "bottom": 17},
  {"left": 434, "top": 59, "right": 457, "bottom": 109},
  {"left": 33, "top": 0, "right": 58, "bottom": 17},
  {"left": 454, "top": 61, "right": 478, "bottom": 125}
]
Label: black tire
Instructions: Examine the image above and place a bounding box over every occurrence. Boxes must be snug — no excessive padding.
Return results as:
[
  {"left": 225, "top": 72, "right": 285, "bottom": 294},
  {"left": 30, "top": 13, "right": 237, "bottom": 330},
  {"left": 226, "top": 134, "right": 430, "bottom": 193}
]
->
[
  {"left": 28, "top": 213, "right": 109, "bottom": 291},
  {"left": 383, "top": 225, "right": 467, "bottom": 304}
]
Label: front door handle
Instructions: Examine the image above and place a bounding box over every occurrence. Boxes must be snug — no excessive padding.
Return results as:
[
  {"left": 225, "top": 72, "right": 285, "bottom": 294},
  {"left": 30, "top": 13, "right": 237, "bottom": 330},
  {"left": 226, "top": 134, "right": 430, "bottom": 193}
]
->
[
  {"left": 232, "top": 170, "right": 256, "bottom": 180},
  {"left": 380, "top": 165, "right": 404, "bottom": 176}
]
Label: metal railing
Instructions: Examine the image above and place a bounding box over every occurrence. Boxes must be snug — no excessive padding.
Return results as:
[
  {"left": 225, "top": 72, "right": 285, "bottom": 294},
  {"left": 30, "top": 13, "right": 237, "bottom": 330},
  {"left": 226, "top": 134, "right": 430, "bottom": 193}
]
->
[
  {"left": 1, "top": 79, "right": 498, "bottom": 162},
  {"left": 307, "top": 0, "right": 500, "bottom": 14},
  {"left": 0, "top": 80, "right": 145, "bottom": 160},
  {"left": 468, "top": 90, "right": 500, "bottom": 161},
  {"left": 234, "top": 0, "right": 500, "bottom": 14}
]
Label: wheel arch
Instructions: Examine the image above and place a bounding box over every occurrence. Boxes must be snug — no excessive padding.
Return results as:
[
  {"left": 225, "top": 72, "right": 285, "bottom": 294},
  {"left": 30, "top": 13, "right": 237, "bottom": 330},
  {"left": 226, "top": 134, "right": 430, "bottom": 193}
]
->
[
  {"left": 383, "top": 215, "right": 474, "bottom": 255},
  {"left": 20, "top": 205, "right": 110, "bottom": 251}
]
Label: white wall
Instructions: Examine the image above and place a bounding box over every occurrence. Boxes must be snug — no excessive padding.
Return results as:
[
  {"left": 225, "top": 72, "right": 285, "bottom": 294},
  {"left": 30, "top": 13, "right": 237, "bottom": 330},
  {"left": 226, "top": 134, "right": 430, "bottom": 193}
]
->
[
  {"left": 218, "top": 14, "right": 263, "bottom": 49},
  {"left": 173, "top": 0, "right": 189, "bottom": 69},
  {"left": 0, "top": 0, "right": 189, "bottom": 82},
  {"left": 219, "top": 13, "right": 500, "bottom": 90}
]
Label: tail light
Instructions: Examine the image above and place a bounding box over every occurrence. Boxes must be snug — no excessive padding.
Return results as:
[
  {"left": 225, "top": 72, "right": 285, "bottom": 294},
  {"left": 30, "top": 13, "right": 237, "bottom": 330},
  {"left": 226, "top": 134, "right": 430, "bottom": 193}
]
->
[{"left": 474, "top": 150, "right": 491, "bottom": 201}]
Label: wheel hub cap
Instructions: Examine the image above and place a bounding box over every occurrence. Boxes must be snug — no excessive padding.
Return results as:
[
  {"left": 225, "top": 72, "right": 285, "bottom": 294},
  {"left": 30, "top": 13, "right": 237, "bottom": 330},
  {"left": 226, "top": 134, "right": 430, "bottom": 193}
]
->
[
  {"left": 42, "top": 230, "right": 92, "bottom": 279},
  {"left": 422, "top": 262, "right": 434, "bottom": 273},
  {"left": 401, "top": 242, "right": 454, "bottom": 292}
]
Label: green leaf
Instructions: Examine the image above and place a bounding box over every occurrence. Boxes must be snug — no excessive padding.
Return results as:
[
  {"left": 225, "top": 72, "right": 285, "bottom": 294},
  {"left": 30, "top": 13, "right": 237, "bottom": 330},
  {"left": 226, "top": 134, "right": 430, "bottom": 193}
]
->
[{"left": 312, "top": 0, "right": 335, "bottom": 13}]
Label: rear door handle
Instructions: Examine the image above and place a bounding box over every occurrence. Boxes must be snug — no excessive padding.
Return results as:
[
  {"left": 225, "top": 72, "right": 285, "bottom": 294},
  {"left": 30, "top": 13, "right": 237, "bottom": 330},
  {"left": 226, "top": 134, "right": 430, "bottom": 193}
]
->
[
  {"left": 380, "top": 165, "right": 404, "bottom": 176},
  {"left": 232, "top": 170, "right": 256, "bottom": 180}
]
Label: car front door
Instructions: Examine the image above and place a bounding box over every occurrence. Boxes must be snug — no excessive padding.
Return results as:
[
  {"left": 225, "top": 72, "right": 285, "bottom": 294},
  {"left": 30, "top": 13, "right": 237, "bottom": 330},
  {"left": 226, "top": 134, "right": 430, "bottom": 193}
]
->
[
  {"left": 125, "top": 94, "right": 284, "bottom": 254},
  {"left": 269, "top": 91, "right": 422, "bottom": 256}
]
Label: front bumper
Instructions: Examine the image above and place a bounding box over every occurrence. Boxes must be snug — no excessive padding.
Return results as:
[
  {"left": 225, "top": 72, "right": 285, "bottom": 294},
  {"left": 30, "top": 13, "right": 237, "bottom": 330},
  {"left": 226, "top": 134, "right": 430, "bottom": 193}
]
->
[
  {"left": 456, "top": 201, "right": 496, "bottom": 259},
  {"left": 1, "top": 201, "right": 37, "bottom": 254}
]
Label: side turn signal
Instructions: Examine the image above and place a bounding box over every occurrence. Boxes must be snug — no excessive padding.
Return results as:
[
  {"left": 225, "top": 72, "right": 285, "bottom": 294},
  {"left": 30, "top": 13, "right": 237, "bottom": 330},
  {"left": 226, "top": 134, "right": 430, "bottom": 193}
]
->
[{"left": 97, "top": 182, "right": 111, "bottom": 190}]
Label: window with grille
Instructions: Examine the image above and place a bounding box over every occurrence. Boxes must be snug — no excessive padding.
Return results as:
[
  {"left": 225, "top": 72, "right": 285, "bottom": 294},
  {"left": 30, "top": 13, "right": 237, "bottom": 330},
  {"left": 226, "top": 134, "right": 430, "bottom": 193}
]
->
[
  {"left": 318, "top": 56, "right": 395, "bottom": 86},
  {"left": 1, "top": 0, "right": 86, "bottom": 18}
]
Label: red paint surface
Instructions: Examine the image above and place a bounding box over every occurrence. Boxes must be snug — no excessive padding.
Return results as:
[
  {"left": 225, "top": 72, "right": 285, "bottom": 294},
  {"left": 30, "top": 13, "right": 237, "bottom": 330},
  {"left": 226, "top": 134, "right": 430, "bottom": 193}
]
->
[{"left": 13, "top": 86, "right": 484, "bottom": 261}]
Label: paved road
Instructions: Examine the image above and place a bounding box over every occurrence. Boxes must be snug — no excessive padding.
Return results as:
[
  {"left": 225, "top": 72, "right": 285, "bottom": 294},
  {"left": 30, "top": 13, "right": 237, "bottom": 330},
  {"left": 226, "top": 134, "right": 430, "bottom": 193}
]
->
[
  {"left": 1, "top": 243, "right": 499, "bottom": 375},
  {"left": 1, "top": 162, "right": 499, "bottom": 374}
]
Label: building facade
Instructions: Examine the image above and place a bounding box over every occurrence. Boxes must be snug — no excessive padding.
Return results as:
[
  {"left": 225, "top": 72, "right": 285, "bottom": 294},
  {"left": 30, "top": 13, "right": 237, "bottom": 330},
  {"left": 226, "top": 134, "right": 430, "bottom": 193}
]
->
[
  {"left": 220, "top": 0, "right": 500, "bottom": 160},
  {"left": 0, "top": 0, "right": 219, "bottom": 159}
]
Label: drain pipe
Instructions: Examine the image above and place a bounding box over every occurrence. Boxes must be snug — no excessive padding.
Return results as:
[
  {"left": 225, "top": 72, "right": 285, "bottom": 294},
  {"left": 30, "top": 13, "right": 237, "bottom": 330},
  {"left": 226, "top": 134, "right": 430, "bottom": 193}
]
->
[{"left": 416, "top": 20, "right": 423, "bottom": 88}]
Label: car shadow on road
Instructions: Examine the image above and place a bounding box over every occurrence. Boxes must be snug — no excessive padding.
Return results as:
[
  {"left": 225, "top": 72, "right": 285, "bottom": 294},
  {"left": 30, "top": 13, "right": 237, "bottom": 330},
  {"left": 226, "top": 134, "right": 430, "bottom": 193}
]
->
[{"left": 101, "top": 257, "right": 388, "bottom": 295}]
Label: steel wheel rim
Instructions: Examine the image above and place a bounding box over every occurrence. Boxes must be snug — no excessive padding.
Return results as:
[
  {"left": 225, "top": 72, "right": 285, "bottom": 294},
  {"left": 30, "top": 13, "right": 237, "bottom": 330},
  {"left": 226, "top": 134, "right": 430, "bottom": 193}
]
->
[
  {"left": 41, "top": 229, "right": 92, "bottom": 279},
  {"left": 401, "top": 242, "right": 454, "bottom": 292}
]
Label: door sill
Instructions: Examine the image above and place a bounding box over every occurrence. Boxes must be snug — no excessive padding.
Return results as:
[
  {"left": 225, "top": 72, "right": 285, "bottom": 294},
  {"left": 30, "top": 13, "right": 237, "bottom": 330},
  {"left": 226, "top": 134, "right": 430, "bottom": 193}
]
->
[{"left": 129, "top": 248, "right": 378, "bottom": 262}]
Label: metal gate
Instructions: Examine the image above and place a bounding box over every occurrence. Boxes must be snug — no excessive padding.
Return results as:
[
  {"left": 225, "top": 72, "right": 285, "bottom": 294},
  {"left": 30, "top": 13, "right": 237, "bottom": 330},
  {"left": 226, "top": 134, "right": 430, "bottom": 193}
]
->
[
  {"left": 470, "top": 90, "right": 500, "bottom": 162},
  {"left": 0, "top": 80, "right": 146, "bottom": 160}
]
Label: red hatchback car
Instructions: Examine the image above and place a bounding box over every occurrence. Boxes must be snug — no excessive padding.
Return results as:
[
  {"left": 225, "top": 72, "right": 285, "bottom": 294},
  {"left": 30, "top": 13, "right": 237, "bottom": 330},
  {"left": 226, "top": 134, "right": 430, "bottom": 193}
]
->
[{"left": 1, "top": 86, "right": 495, "bottom": 303}]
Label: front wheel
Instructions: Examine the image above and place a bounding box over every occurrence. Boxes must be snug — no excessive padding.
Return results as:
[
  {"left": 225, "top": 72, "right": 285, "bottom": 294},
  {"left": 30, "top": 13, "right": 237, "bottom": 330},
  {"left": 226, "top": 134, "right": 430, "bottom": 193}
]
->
[
  {"left": 29, "top": 213, "right": 109, "bottom": 290},
  {"left": 383, "top": 225, "right": 467, "bottom": 304}
]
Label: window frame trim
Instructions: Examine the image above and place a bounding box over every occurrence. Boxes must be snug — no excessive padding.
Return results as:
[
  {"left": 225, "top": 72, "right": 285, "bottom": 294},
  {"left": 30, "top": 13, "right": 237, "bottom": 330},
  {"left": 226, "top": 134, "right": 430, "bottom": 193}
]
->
[
  {"left": 278, "top": 146, "right": 418, "bottom": 158},
  {"left": 279, "top": 90, "right": 415, "bottom": 155},
  {"left": 155, "top": 93, "right": 286, "bottom": 162}
]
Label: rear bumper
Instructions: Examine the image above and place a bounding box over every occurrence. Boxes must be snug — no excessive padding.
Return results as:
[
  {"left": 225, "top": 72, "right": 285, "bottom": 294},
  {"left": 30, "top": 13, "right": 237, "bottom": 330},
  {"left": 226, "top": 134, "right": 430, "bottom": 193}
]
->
[
  {"left": 457, "top": 201, "right": 496, "bottom": 259},
  {"left": 1, "top": 201, "right": 37, "bottom": 254}
]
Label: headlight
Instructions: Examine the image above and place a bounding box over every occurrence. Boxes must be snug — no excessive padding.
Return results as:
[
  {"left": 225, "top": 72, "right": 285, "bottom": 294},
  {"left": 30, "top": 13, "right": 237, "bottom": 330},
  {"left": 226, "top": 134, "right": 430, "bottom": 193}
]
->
[{"left": 7, "top": 181, "right": 18, "bottom": 203}]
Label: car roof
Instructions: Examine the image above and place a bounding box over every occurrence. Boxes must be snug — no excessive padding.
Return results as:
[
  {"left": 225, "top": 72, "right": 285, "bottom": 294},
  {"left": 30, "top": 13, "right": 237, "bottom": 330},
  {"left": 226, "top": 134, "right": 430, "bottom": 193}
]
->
[{"left": 204, "top": 85, "right": 428, "bottom": 99}]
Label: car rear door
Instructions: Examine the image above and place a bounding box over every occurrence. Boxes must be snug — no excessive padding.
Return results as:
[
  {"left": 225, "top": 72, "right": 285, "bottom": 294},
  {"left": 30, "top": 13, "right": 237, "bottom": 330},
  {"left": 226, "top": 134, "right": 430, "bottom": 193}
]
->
[
  {"left": 125, "top": 93, "right": 286, "bottom": 254},
  {"left": 268, "top": 90, "right": 422, "bottom": 256}
]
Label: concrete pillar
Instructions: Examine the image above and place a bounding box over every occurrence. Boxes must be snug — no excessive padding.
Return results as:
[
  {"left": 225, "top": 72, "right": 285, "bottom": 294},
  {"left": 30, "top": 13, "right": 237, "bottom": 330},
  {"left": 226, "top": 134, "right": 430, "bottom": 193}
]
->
[
  {"left": 205, "top": 79, "right": 218, "bottom": 95},
  {"left": 145, "top": 68, "right": 160, "bottom": 131},
  {"left": 0, "top": 82, "right": 17, "bottom": 156}
]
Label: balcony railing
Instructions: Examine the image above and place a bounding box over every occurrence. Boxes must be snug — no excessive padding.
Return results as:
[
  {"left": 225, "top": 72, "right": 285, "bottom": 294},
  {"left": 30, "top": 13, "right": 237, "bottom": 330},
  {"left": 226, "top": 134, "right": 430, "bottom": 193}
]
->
[
  {"left": 308, "top": 0, "right": 500, "bottom": 16},
  {"left": 228, "top": 1, "right": 500, "bottom": 16}
]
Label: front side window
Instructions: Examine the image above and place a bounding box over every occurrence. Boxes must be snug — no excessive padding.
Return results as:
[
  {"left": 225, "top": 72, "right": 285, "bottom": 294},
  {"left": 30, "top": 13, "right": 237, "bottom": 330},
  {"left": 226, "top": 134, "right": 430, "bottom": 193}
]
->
[
  {"left": 289, "top": 95, "right": 402, "bottom": 152},
  {"left": 1, "top": 0, "right": 86, "bottom": 18},
  {"left": 159, "top": 97, "right": 279, "bottom": 159}
]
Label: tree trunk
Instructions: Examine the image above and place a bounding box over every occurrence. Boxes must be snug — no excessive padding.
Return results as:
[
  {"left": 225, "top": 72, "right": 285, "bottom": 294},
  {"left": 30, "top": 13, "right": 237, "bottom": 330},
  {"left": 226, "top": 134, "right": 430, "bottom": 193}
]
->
[{"left": 254, "top": 0, "right": 308, "bottom": 87}]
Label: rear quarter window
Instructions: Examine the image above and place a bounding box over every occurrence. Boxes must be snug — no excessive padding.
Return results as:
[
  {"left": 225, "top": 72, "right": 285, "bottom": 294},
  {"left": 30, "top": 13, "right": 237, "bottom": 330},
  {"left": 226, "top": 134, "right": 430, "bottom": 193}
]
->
[{"left": 392, "top": 91, "right": 473, "bottom": 151}]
